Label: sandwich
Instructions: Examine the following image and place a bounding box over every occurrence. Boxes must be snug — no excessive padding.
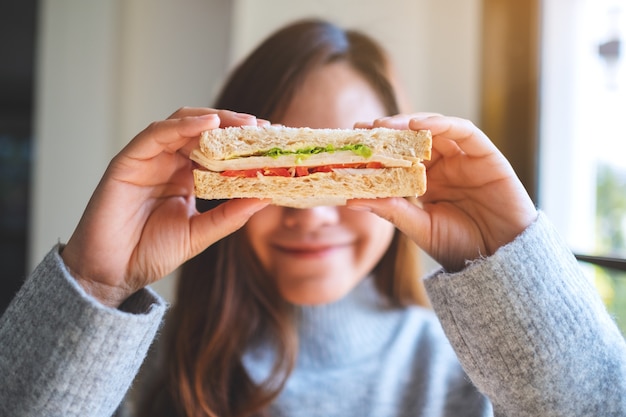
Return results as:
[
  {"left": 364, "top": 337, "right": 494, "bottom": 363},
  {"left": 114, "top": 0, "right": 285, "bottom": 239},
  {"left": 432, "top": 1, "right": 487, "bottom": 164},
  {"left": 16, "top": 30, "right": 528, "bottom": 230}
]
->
[{"left": 190, "top": 125, "right": 432, "bottom": 208}]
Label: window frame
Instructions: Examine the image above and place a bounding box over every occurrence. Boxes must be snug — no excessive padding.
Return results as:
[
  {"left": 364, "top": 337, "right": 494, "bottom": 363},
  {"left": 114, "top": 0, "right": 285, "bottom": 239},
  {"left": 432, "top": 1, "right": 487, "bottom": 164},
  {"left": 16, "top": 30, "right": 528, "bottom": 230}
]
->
[{"left": 479, "top": 0, "right": 626, "bottom": 273}]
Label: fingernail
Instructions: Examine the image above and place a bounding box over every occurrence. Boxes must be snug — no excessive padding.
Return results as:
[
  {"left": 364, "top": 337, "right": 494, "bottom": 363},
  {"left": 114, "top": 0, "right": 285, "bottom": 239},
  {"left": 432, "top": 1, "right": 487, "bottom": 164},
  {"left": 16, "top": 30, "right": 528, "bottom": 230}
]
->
[
  {"left": 234, "top": 112, "right": 255, "bottom": 120},
  {"left": 346, "top": 204, "right": 372, "bottom": 212},
  {"left": 196, "top": 113, "right": 218, "bottom": 120},
  {"left": 354, "top": 121, "right": 372, "bottom": 129}
]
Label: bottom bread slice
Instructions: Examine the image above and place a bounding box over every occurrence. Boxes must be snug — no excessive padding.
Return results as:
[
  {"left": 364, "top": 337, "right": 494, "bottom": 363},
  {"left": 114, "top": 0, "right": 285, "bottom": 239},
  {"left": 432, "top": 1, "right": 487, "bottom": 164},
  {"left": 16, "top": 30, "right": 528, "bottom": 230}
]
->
[{"left": 193, "top": 165, "right": 426, "bottom": 208}]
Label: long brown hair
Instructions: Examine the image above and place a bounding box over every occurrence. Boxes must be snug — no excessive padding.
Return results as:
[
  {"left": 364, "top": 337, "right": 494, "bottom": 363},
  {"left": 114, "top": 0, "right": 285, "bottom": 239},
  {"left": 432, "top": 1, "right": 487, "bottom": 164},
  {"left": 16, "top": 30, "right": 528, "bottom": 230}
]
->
[{"left": 139, "top": 18, "right": 428, "bottom": 417}]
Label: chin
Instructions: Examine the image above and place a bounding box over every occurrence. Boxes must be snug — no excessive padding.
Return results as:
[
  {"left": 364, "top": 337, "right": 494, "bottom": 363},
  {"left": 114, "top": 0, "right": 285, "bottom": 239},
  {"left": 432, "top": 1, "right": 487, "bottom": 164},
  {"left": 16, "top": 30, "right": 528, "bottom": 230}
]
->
[{"left": 278, "top": 278, "right": 357, "bottom": 306}]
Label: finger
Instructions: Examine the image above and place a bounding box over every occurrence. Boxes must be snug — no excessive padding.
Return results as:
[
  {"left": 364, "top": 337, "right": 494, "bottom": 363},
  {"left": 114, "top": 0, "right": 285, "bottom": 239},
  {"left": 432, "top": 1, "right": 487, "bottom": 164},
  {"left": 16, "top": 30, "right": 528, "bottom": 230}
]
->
[
  {"left": 354, "top": 121, "right": 373, "bottom": 129},
  {"left": 213, "top": 109, "right": 258, "bottom": 127},
  {"left": 121, "top": 114, "right": 221, "bottom": 162},
  {"left": 354, "top": 113, "right": 440, "bottom": 130},
  {"left": 167, "top": 109, "right": 266, "bottom": 156},
  {"left": 346, "top": 197, "right": 431, "bottom": 249},
  {"left": 370, "top": 113, "right": 443, "bottom": 130},
  {"left": 166, "top": 107, "right": 220, "bottom": 119},
  {"left": 166, "top": 107, "right": 258, "bottom": 125},
  {"left": 167, "top": 107, "right": 263, "bottom": 129},
  {"left": 180, "top": 114, "right": 270, "bottom": 157},
  {"left": 409, "top": 115, "right": 499, "bottom": 158},
  {"left": 372, "top": 115, "right": 412, "bottom": 130},
  {"left": 189, "top": 198, "right": 270, "bottom": 255}
]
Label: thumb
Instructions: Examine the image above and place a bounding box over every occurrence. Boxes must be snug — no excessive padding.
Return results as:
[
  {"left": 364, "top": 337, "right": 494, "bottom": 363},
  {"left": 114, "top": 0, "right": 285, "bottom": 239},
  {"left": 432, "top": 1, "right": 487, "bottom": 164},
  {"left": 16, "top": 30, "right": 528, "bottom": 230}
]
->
[
  {"left": 347, "top": 197, "right": 432, "bottom": 250},
  {"left": 188, "top": 199, "right": 270, "bottom": 256}
]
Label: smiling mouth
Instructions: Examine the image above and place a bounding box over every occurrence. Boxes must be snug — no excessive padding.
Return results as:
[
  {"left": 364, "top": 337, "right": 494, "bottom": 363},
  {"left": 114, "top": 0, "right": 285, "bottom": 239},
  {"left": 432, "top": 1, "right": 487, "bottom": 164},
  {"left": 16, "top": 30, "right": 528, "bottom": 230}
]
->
[{"left": 273, "top": 243, "right": 350, "bottom": 257}]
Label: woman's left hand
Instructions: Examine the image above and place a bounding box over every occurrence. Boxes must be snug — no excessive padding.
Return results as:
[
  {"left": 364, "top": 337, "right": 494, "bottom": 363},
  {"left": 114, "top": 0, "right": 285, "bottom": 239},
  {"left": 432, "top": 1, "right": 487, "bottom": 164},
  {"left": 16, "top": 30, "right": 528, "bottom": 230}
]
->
[{"left": 350, "top": 113, "right": 537, "bottom": 272}]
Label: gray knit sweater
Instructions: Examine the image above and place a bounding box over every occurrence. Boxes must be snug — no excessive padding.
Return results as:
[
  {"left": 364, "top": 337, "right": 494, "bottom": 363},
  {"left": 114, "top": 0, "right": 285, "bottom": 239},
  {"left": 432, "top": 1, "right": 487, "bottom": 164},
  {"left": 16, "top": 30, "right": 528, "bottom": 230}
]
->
[{"left": 1, "top": 213, "right": 625, "bottom": 416}]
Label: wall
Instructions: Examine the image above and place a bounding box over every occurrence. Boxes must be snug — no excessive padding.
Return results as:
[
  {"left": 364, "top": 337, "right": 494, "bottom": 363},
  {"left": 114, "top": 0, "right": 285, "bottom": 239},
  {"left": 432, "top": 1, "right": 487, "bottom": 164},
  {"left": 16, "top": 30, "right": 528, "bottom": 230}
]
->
[
  {"left": 30, "top": 0, "right": 482, "bottom": 299},
  {"left": 31, "top": 0, "right": 233, "bottom": 299},
  {"left": 230, "top": 0, "right": 482, "bottom": 117},
  {"left": 32, "top": 1, "right": 121, "bottom": 267}
]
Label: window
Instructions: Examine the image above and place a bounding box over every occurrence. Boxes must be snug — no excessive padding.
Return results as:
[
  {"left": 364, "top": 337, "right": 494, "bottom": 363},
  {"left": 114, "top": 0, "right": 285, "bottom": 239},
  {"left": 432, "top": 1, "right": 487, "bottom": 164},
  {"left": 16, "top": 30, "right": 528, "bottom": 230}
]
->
[
  {"left": 540, "top": 0, "right": 626, "bottom": 334},
  {"left": 0, "top": 1, "right": 37, "bottom": 314}
]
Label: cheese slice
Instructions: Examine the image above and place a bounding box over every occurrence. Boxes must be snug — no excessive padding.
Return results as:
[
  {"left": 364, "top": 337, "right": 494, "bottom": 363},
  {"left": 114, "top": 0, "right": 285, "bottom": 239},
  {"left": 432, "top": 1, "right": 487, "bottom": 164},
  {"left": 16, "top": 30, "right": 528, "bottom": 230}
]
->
[{"left": 190, "top": 149, "right": 415, "bottom": 172}]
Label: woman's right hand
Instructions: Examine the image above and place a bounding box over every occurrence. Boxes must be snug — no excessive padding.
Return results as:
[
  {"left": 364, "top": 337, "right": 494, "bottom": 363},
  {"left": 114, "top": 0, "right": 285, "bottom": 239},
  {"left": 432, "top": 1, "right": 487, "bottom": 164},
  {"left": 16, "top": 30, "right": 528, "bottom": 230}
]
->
[{"left": 61, "top": 108, "right": 270, "bottom": 308}]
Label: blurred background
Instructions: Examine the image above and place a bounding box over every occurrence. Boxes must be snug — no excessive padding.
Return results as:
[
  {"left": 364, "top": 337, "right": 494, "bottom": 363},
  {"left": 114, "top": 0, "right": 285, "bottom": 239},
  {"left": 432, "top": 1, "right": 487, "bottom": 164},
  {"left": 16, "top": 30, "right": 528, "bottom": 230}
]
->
[{"left": 1, "top": 0, "right": 625, "bottom": 334}]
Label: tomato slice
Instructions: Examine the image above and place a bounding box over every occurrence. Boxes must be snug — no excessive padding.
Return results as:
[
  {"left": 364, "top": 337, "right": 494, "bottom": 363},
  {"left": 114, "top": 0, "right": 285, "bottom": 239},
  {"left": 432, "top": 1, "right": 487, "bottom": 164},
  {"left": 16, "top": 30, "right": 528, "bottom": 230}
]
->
[
  {"left": 294, "top": 166, "right": 309, "bottom": 177},
  {"left": 263, "top": 167, "right": 291, "bottom": 177},
  {"left": 220, "top": 162, "right": 384, "bottom": 178}
]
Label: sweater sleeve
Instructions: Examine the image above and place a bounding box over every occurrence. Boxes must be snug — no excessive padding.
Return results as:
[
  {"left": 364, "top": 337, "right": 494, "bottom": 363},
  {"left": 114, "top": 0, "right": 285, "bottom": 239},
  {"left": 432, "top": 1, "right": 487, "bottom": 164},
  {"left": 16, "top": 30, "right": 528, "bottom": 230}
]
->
[
  {"left": 424, "top": 212, "right": 626, "bottom": 417},
  {"left": 0, "top": 245, "right": 167, "bottom": 417}
]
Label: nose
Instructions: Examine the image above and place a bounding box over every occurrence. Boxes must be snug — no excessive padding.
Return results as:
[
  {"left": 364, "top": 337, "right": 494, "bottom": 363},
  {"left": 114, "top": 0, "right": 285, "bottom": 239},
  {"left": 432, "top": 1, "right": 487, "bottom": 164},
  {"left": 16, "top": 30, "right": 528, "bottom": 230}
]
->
[{"left": 282, "top": 206, "right": 340, "bottom": 231}]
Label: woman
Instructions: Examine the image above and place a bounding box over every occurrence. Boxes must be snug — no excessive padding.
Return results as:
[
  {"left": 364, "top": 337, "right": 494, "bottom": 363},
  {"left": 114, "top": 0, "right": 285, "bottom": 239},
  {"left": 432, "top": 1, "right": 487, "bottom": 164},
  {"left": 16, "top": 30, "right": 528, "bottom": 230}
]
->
[
  {"left": 140, "top": 19, "right": 440, "bottom": 417},
  {"left": 133, "top": 19, "right": 626, "bottom": 417},
  {"left": 1, "top": 19, "right": 625, "bottom": 417}
]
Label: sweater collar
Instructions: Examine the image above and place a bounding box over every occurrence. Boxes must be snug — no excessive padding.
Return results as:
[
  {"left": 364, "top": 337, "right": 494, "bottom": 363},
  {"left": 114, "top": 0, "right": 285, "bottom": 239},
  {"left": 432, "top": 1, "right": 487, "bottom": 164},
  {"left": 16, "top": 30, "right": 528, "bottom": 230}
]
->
[{"left": 293, "top": 276, "right": 402, "bottom": 369}]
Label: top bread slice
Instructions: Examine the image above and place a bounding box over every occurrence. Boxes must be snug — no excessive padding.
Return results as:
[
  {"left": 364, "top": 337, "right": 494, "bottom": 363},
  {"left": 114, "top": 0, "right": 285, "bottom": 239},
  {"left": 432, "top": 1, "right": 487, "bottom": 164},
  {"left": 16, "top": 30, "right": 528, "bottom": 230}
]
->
[{"left": 198, "top": 125, "right": 432, "bottom": 161}]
